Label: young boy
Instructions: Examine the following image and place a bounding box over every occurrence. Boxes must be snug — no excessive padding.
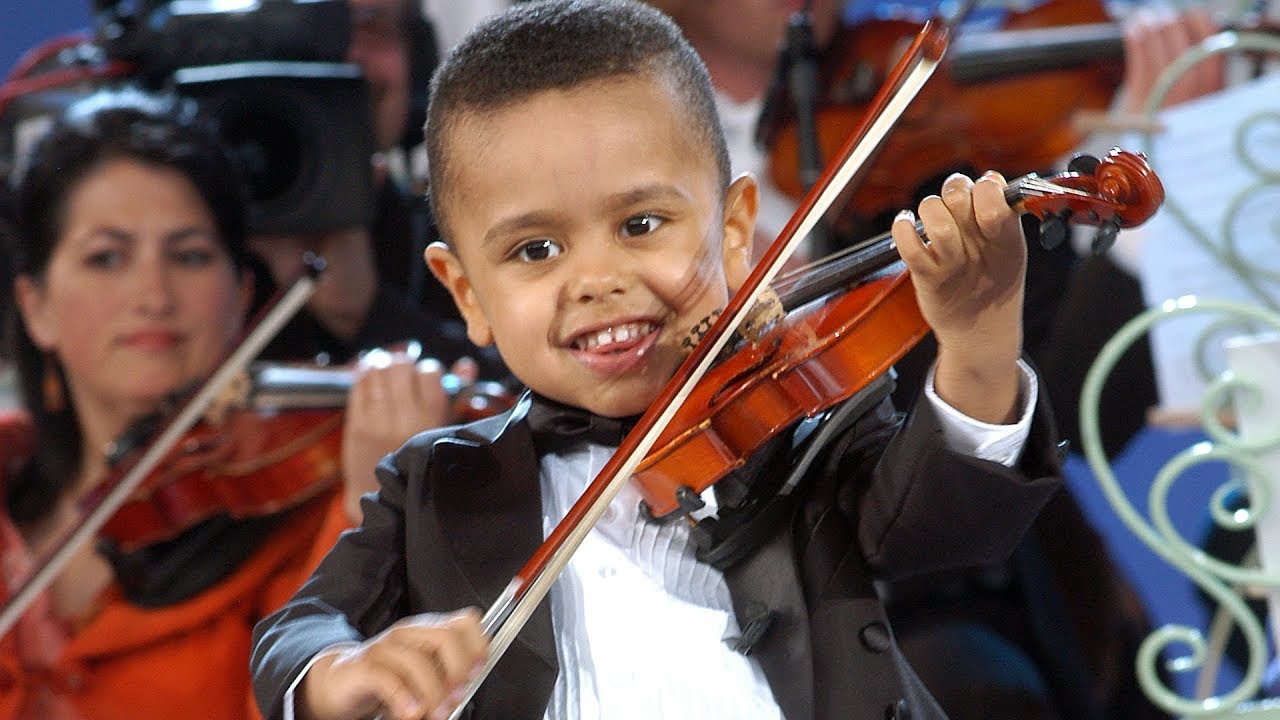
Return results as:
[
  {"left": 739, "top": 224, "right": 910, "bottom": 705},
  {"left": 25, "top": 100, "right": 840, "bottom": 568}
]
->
[{"left": 250, "top": 2, "right": 1064, "bottom": 719}]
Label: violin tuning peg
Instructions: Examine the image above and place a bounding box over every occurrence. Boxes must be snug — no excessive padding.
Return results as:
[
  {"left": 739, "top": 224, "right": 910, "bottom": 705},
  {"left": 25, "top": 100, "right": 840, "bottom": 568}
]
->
[
  {"left": 1067, "top": 153, "right": 1100, "bottom": 176},
  {"left": 1038, "top": 212, "right": 1070, "bottom": 250},
  {"left": 1091, "top": 219, "right": 1121, "bottom": 255}
]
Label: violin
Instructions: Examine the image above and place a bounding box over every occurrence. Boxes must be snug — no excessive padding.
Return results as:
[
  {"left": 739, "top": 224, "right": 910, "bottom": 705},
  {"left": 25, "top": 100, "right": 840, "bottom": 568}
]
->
[
  {"left": 761, "top": 0, "right": 1126, "bottom": 241},
  {"left": 442, "top": 17, "right": 1166, "bottom": 715},
  {"left": 88, "top": 353, "right": 515, "bottom": 553},
  {"left": 633, "top": 147, "right": 1162, "bottom": 517}
]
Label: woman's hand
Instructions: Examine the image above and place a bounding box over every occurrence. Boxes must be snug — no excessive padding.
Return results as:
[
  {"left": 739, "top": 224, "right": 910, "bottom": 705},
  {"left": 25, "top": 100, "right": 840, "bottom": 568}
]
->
[
  {"left": 340, "top": 352, "right": 468, "bottom": 523},
  {"left": 1120, "top": 6, "right": 1223, "bottom": 114}
]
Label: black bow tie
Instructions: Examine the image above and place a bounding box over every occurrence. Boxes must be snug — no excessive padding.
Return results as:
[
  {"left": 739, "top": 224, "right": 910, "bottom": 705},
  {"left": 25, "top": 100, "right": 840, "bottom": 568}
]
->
[{"left": 526, "top": 392, "right": 639, "bottom": 455}]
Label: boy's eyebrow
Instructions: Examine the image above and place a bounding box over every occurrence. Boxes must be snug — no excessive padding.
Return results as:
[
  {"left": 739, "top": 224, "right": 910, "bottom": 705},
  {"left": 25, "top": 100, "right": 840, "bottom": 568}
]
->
[
  {"left": 482, "top": 210, "right": 561, "bottom": 249},
  {"left": 606, "top": 183, "right": 691, "bottom": 210}
]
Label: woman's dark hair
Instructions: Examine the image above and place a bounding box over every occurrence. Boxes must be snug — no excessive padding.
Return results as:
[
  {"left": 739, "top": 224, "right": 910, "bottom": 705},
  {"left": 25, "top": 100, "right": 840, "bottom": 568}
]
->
[{"left": 4, "top": 87, "right": 250, "bottom": 526}]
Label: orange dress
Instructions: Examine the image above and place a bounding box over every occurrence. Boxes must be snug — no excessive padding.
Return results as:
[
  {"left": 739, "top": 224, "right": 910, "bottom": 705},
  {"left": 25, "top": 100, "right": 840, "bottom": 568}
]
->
[{"left": 0, "top": 411, "right": 352, "bottom": 720}]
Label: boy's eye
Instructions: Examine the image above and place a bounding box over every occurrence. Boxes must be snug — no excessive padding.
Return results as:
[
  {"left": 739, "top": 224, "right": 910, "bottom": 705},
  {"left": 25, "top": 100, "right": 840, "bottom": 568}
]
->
[
  {"left": 622, "top": 214, "right": 664, "bottom": 237},
  {"left": 514, "top": 238, "right": 563, "bottom": 262}
]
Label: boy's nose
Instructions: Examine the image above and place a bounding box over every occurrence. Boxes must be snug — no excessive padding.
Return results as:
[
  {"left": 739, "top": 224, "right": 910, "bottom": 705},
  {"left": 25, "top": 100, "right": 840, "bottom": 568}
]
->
[{"left": 567, "top": 247, "right": 628, "bottom": 303}]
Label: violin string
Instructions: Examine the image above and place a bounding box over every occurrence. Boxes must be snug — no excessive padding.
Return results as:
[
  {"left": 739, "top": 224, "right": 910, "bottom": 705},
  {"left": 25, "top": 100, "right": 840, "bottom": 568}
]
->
[{"left": 773, "top": 175, "right": 1091, "bottom": 298}]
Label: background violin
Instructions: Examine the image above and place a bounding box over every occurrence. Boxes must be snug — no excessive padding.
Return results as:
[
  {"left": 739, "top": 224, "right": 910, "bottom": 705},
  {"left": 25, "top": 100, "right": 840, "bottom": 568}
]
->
[
  {"left": 89, "top": 349, "right": 516, "bottom": 553},
  {"left": 761, "top": 0, "right": 1126, "bottom": 249}
]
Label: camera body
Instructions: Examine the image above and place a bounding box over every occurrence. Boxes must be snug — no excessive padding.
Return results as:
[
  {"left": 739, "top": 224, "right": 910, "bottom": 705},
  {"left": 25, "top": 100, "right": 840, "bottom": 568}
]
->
[{"left": 4, "top": 0, "right": 376, "bottom": 235}]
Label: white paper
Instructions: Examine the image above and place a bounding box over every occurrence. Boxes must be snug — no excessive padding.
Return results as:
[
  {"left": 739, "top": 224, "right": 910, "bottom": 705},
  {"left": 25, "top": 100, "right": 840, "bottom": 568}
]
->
[{"left": 1137, "top": 72, "right": 1280, "bottom": 414}]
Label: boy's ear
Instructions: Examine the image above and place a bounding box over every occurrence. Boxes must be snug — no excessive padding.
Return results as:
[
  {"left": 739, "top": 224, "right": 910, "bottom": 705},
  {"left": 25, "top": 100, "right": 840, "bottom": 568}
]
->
[
  {"left": 424, "top": 241, "right": 495, "bottom": 347},
  {"left": 721, "top": 173, "right": 759, "bottom": 294}
]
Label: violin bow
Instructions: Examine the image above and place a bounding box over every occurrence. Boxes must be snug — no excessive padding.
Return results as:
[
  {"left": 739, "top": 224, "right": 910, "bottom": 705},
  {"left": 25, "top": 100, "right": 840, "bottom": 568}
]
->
[
  {"left": 0, "top": 261, "right": 323, "bottom": 638},
  {"left": 444, "top": 18, "right": 954, "bottom": 720}
]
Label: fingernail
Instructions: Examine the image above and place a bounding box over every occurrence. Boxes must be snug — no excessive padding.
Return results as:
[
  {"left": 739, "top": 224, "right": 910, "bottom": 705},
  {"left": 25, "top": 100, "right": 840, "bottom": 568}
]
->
[{"left": 895, "top": 209, "right": 915, "bottom": 224}]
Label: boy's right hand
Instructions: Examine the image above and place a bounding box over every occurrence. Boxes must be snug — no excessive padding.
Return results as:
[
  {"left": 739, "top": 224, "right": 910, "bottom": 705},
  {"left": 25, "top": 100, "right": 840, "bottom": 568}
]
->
[{"left": 298, "top": 609, "right": 488, "bottom": 720}]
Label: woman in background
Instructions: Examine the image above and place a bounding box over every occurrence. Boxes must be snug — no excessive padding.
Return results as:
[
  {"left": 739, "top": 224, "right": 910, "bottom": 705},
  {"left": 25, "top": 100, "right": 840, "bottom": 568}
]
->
[{"left": 0, "top": 89, "right": 449, "bottom": 719}]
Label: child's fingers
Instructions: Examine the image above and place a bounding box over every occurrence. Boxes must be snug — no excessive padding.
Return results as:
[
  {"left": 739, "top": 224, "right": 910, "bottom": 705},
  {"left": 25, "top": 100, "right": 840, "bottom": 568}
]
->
[
  {"left": 916, "top": 193, "right": 964, "bottom": 272},
  {"left": 396, "top": 610, "right": 489, "bottom": 694},
  {"left": 316, "top": 650, "right": 426, "bottom": 720},
  {"left": 890, "top": 208, "right": 935, "bottom": 274},
  {"left": 360, "top": 641, "right": 445, "bottom": 718},
  {"left": 448, "top": 607, "right": 489, "bottom": 667},
  {"left": 971, "top": 172, "right": 1017, "bottom": 241},
  {"left": 939, "top": 172, "right": 981, "bottom": 254},
  {"left": 367, "top": 665, "right": 432, "bottom": 720}
]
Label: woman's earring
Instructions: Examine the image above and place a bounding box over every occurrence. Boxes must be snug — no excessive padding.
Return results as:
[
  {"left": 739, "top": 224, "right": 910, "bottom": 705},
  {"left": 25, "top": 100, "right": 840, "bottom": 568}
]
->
[{"left": 42, "top": 354, "right": 65, "bottom": 413}]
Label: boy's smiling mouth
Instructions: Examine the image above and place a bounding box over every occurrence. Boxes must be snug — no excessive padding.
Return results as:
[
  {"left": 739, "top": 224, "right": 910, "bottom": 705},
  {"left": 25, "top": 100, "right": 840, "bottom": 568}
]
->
[
  {"left": 571, "top": 320, "right": 658, "bottom": 351},
  {"left": 567, "top": 320, "right": 661, "bottom": 375}
]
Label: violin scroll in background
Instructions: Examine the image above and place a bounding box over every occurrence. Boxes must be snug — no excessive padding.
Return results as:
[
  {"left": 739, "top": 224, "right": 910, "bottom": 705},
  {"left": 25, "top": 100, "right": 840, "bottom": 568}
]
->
[{"left": 762, "top": 0, "right": 1128, "bottom": 245}]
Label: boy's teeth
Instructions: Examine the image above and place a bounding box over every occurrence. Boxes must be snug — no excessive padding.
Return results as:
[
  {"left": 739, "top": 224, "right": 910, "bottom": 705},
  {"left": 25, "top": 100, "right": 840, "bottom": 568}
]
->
[{"left": 576, "top": 322, "right": 654, "bottom": 351}]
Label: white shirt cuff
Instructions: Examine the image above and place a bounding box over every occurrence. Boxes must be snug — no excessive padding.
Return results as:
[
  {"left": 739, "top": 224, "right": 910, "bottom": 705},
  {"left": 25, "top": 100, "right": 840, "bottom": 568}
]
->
[
  {"left": 283, "top": 642, "right": 361, "bottom": 720},
  {"left": 922, "top": 359, "right": 1037, "bottom": 467}
]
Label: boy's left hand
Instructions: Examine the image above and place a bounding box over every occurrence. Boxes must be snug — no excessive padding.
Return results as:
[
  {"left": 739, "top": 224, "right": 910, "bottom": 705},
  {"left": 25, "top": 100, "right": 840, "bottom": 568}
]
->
[{"left": 892, "top": 171, "right": 1026, "bottom": 424}]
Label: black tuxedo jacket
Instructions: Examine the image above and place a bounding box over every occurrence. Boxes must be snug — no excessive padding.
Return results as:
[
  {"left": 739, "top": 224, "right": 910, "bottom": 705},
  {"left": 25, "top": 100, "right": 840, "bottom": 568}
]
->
[{"left": 252, "top": 386, "right": 1063, "bottom": 720}]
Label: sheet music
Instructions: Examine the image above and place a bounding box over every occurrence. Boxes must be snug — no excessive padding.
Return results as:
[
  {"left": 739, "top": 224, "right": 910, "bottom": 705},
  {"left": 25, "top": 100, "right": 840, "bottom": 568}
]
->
[{"left": 1135, "top": 71, "right": 1280, "bottom": 415}]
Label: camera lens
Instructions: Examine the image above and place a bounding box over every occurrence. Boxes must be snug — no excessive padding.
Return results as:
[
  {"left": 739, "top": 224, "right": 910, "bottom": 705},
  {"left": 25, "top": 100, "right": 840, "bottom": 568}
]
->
[
  {"left": 175, "top": 63, "right": 375, "bottom": 234},
  {"left": 215, "top": 96, "right": 307, "bottom": 204}
]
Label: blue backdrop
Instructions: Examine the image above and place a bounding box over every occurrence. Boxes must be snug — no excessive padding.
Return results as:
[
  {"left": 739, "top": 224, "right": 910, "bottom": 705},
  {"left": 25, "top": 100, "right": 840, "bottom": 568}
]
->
[{"left": 2, "top": 1, "right": 92, "bottom": 77}]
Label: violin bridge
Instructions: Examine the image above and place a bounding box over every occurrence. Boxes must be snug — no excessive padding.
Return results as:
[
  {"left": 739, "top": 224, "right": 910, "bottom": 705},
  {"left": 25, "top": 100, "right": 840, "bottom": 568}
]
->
[
  {"left": 206, "top": 370, "right": 252, "bottom": 425},
  {"left": 739, "top": 287, "right": 785, "bottom": 343}
]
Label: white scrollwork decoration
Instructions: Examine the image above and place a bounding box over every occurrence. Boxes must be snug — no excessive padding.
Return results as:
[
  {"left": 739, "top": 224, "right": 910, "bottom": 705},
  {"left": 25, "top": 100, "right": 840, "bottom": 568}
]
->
[
  {"left": 1083, "top": 299, "right": 1280, "bottom": 716},
  {"left": 1082, "top": 28, "right": 1280, "bottom": 716}
]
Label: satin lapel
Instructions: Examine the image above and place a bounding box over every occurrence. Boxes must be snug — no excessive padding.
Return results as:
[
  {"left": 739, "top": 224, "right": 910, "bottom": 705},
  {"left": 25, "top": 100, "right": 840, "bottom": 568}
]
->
[
  {"left": 723, "top": 523, "right": 816, "bottom": 720},
  {"left": 429, "top": 393, "right": 558, "bottom": 672}
]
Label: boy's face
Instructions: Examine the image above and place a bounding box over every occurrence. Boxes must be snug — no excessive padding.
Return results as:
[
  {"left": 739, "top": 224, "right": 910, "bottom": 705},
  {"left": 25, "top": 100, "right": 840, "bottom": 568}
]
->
[{"left": 428, "top": 75, "right": 757, "bottom": 418}]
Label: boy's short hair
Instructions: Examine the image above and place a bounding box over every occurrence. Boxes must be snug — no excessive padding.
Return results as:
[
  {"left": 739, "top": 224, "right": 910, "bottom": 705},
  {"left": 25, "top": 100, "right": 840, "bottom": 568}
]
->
[{"left": 424, "top": 0, "right": 730, "bottom": 238}]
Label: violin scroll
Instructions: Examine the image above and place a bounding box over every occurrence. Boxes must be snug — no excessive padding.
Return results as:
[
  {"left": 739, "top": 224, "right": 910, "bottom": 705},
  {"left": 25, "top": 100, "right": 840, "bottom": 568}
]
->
[{"left": 1013, "top": 147, "right": 1164, "bottom": 253}]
